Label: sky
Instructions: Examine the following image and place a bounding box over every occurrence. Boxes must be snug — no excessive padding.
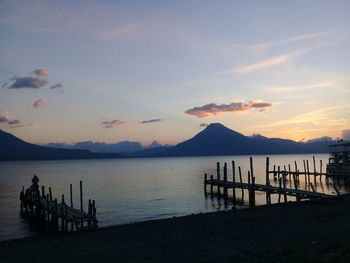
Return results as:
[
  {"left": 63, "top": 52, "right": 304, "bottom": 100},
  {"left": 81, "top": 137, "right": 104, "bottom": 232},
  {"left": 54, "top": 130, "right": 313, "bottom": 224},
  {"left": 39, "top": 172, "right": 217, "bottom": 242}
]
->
[{"left": 0, "top": 0, "right": 349, "bottom": 146}]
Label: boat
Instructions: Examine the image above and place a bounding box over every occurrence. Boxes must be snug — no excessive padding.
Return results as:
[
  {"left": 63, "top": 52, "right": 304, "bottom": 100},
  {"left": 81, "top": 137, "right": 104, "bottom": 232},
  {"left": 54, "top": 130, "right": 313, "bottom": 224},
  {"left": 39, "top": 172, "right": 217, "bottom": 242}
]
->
[{"left": 327, "top": 141, "right": 350, "bottom": 176}]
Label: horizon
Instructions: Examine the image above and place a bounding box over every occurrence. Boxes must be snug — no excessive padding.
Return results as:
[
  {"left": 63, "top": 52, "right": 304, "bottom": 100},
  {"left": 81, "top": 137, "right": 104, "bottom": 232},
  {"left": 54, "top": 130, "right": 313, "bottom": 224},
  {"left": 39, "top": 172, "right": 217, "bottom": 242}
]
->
[
  {"left": 1, "top": 1, "right": 350, "bottom": 145},
  {"left": 0, "top": 122, "right": 338, "bottom": 150}
]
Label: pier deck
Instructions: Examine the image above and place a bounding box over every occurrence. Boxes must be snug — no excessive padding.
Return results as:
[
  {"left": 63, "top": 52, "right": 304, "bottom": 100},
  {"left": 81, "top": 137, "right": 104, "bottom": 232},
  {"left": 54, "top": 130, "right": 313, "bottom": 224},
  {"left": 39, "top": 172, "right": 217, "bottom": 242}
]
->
[{"left": 20, "top": 181, "right": 97, "bottom": 232}]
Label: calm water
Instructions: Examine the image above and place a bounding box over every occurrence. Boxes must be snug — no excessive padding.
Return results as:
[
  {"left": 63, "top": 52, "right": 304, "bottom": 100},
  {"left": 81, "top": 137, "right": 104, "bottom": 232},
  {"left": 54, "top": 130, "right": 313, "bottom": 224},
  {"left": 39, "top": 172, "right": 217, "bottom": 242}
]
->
[{"left": 0, "top": 154, "right": 348, "bottom": 241}]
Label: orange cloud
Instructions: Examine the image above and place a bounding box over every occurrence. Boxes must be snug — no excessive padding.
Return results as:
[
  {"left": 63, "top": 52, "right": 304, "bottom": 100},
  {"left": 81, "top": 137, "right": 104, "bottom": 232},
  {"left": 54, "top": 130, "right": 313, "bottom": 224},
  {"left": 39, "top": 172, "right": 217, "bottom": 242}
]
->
[
  {"left": 185, "top": 100, "right": 273, "bottom": 118},
  {"left": 34, "top": 69, "right": 49, "bottom": 77},
  {"left": 33, "top": 99, "right": 47, "bottom": 108}
]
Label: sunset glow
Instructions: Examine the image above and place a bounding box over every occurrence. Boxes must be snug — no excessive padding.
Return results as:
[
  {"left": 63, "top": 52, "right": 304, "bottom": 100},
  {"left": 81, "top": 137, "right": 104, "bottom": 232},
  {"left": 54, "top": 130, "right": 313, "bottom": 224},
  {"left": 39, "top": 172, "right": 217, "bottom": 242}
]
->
[{"left": 0, "top": 1, "right": 349, "bottom": 145}]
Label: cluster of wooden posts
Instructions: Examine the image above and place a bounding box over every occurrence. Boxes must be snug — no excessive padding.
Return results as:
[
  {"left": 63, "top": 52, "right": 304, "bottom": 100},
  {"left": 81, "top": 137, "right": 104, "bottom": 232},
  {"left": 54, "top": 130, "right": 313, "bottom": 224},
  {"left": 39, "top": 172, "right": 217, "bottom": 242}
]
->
[
  {"left": 204, "top": 156, "right": 335, "bottom": 207},
  {"left": 20, "top": 181, "right": 97, "bottom": 232}
]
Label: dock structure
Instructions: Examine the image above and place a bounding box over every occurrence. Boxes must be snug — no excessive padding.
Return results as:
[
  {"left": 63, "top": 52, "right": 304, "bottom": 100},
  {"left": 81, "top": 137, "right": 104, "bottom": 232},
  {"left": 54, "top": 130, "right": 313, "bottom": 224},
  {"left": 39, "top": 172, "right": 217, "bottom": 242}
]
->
[
  {"left": 204, "top": 157, "right": 337, "bottom": 206},
  {"left": 20, "top": 179, "right": 97, "bottom": 233}
]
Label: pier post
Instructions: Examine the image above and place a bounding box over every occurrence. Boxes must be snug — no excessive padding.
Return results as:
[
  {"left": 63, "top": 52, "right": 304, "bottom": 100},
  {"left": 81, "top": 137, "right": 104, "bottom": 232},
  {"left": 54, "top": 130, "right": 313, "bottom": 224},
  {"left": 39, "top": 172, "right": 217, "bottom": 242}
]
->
[
  {"left": 216, "top": 162, "right": 221, "bottom": 180},
  {"left": 70, "top": 183, "right": 73, "bottom": 208},
  {"left": 216, "top": 162, "right": 221, "bottom": 193},
  {"left": 88, "top": 199, "right": 92, "bottom": 226},
  {"left": 278, "top": 176, "right": 282, "bottom": 203},
  {"left": 80, "top": 181, "right": 83, "bottom": 212},
  {"left": 248, "top": 171, "right": 251, "bottom": 206},
  {"left": 288, "top": 164, "right": 291, "bottom": 185},
  {"left": 238, "top": 166, "right": 243, "bottom": 189},
  {"left": 252, "top": 176, "right": 256, "bottom": 206},
  {"left": 210, "top": 175, "right": 214, "bottom": 195},
  {"left": 303, "top": 160, "right": 307, "bottom": 184},
  {"left": 283, "top": 171, "right": 287, "bottom": 203},
  {"left": 49, "top": 187, "right": 53, "bottom": 202},
  {"left": 320, "top": 160, "right": 323, "bottom": 181},
  {"left": 306, "top": 160, "right": 310, "bottom": 184},
  {"left": 265, "top": 157, "right": 270, "bottom": 186},
  {"left": 232, "top": 160, "right": 236, "bottom": 201},
  {"left": 223, "top": 163, "right": 228, "bottom": 198},
  {"left": 249, "top": 157, "right": 254, "bottom": 180}
]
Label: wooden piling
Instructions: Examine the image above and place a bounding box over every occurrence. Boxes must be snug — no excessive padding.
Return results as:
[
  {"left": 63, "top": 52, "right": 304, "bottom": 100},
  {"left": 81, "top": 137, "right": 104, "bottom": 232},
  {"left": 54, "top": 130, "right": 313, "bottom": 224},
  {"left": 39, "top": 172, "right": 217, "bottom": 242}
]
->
[
  {"left": 232, "top": 161, "right": 236, "bottom": 200},
  {"left": 320, "top": 160, "right": 323, "bottom": 181},
  {"left": 251, "top": 176, "right": 256, "bottom": 205},
  {"left": 223, "top": 163, "right": 228, "bottom": 198},
  {"left": 49, "top": 187, "right": 53, "bottom": 202},
  {"left": 216, "top": 162, "right": 221, "bottom": 193},
  {"left": 238, "top": 166, "right": 243, "bottom": 185},
  {"left": 80, "top": 180, "right": 83, "bottom": 212},
  {"left": 266, "top": 157, "right": 270, "bottom": 186},
  {"left": 247, "top": 171, "right": 251, "bottom": 205},
  {"left": 210, "top": 175, "right": 214, "bottom": 195},
  {"left": 283, "top": 171, "right": 287, "bottom": 203},
  {"left": 70, "top": 183, "right": 73, "bottom": 208},
  {"left": 294, "top": 161, "right": 299, "bottom": 183},
  {"left": 278, "top": 177, "right": 282, "bottom": 203},
  {"left": 288, "top": 164, "right": 291, "bottom": 183},
  {"left": 307, "top": 160, "right": 310, "bottom": 184},
  {"left": 216, "top": 162, "right": 220, "bottom": 180},
  {"left": 249, "top": 157, "right": 254, "bottom": 179}
]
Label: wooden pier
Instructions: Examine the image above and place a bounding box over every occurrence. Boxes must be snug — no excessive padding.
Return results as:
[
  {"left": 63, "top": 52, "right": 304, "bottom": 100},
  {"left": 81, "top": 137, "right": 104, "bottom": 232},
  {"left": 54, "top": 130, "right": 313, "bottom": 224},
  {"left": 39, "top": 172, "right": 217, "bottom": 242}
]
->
[
  {"left": 20, "top": 180, "right": 97, "bottom": 232},
  {"left": 204, "top": 157, "right": 339, "bottom": 206}
]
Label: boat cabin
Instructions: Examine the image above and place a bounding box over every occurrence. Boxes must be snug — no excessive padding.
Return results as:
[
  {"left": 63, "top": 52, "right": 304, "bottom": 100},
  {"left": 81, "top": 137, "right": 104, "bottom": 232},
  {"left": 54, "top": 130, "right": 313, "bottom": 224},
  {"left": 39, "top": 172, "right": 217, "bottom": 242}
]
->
[{"left": 327, "top": 141, "right": 350, "bottom": 175}]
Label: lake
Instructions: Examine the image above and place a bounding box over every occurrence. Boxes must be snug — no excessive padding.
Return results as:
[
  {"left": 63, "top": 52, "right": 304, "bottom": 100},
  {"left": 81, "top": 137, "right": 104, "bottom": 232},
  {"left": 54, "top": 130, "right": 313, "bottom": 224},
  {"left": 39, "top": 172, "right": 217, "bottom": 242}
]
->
[{"left": 0, "top": 153, "right": 348, "bottom": 241}]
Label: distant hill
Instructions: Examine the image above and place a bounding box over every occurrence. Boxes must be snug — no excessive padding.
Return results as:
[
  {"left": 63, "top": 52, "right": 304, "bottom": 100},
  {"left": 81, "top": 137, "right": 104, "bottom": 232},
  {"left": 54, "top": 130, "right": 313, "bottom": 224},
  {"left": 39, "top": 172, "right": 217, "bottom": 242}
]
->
[
  {"left": 0, "top": 130, "right": 124, "bottom": 161},
  {"left": 46, "top": 140, "right": 144, "bottom": 153},
  {"left": 158, "top": 123, "right": 333, "bottom": 156},
  {"left": 0, "top": 124, "right": 334, "bottom": 160}
]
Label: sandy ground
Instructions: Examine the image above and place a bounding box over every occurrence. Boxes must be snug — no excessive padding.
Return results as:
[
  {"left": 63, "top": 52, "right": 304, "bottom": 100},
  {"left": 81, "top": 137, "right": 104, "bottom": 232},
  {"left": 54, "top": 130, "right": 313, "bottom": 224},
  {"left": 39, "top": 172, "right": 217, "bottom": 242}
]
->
[{"left": 1, "top": 196, "right": 350, "bottom": 263}]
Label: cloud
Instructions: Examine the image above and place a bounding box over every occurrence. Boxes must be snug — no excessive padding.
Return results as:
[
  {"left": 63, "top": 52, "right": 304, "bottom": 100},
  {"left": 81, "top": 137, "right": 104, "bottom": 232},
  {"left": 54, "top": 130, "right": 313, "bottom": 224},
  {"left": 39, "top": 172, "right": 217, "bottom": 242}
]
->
[
  {"left": 140, "top": 119, "right": 163, "bottom": 124},
  {"left": 50, "top": 82, "right": 63, "bottom": 89},
  {"left": 0, "top": 111, "right": 10, "bottom": 123},
  {"left": 6, "top": 68, "right": 49, "bottom": 89},
  {"left": 258, "top": 105, "right": 350, "bottom": 129},
  {"left": 343, "top": 130, "right": 350, "bottom": 140},
  {"left": 185, "top": 100, "right": 273, "bottom": 118},
  {"left": 34, "top": 69, "right": 48, "bottom": 77},
  {"left": 263, "top": 82, "right": 334, "bottom": 93},
  {"left": 101, "top": 119, "right": 127, "bottom": 128},
  {"left": 8, "top": 77, "right": 48, "bottom": 89},
  {"left": 0, "top": 111, "right": 32, "bottom": 128},
  {"left": 199, "top": 123, "right": 208, "bottom": 127},
  {"left": 226, "top": 41, "right": 337, "bottom": 74},
  {"left": 7, "top": 119, "right": 21, "bottom": 125},
  {"left": 234, "top": 52, "right": 297, "bottom": 73},
  {"left": 249, "top": 31, "right": 331, "bottom": 52},
  {"left": 33, "top": 99, "right": 47, "bottom": 108}
]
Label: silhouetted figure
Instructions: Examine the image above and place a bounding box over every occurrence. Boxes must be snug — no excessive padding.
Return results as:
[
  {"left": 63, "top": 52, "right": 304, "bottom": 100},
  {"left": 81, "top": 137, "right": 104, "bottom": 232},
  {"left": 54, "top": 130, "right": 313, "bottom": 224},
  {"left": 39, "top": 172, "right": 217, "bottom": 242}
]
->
[{"left": 31, "top": 174, "right": 40, "bottom": 196}]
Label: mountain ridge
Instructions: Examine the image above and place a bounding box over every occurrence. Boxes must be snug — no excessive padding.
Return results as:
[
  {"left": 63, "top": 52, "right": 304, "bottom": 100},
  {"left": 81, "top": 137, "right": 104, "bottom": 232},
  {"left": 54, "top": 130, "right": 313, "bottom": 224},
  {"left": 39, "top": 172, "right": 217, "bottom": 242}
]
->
[
  {"left": 0, "top": 130, "right": 124, "bottom": 161},
  {"left": 0, "top": 124, "right": 334, "bottom": 161},
  {"left": 157, "top": 123, "right": 332, "bottom": 156}
]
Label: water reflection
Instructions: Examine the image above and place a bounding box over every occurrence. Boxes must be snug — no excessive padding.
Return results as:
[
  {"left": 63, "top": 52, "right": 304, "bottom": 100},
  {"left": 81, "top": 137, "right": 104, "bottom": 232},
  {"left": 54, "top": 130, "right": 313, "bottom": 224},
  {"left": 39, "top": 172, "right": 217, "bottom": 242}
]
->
[{"left": 0, "top": 154, "right": 349, "bottom": 241}]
